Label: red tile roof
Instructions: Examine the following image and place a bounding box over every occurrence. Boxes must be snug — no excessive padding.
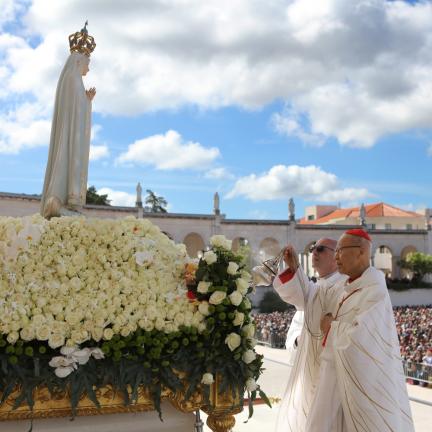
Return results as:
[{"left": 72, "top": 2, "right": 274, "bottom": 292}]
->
[{"left": 299, "top": 202, "right": 421, "bottom": 225}]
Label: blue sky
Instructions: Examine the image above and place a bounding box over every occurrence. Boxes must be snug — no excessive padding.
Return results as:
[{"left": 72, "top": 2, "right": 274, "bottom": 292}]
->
[{"left": 1, "top": 0, "right": 432, "bottom": 219}]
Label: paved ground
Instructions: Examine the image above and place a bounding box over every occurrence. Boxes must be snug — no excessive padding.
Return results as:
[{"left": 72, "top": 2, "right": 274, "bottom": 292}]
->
[{"left": 202, "top": 345, "right": 432, "bottom": 431}]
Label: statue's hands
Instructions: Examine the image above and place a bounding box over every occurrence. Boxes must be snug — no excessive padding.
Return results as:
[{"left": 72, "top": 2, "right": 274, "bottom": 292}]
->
[
  {"left": 283, "top": 245, "right": 299, "bottom": 270},
  {"left": 320, "top": 313, "right": 334, "bottom": 334},
  {"left": 86, "top": 87, "right": 96, "bottom": 101}
]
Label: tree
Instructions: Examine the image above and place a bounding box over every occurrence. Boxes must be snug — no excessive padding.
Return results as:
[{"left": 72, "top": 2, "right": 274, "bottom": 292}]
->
[
  {"left": 145, "top": 189, "right": 168, "bottom": 213},
  {"left": 399, "top": 252, "right": 432, "bottom": 284},
  {"left": 86, "top": 186, "right": 111, "bottom": 205},
  {"left": 237, "top": 244, "right": 252, "bottom": 271}
]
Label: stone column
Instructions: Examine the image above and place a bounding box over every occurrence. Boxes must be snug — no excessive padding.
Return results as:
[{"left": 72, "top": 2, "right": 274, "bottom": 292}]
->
[
  {"left": 391, "top": 255, "right": 400, "bottom": 279},
  {"left": 136, "top": 182, "right": 143, "bottom": 218}
]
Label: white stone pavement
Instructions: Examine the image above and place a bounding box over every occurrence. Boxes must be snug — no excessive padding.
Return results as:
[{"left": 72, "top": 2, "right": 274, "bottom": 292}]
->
[{"left": 202, "top": 345, "right": 432, "bottom": 432}]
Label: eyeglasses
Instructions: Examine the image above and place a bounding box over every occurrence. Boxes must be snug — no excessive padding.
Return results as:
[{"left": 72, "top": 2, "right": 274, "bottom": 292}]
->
[
  {"left": 334, "top": 245, "right": 361, "bottom": 254},
  {"left": 309, "top": 244, "right": 335, "bottom": 253}
]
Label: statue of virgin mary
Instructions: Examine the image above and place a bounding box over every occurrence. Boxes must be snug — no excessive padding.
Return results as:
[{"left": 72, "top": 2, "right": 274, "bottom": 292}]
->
[{"left": 40, "top": 22, "right": 96, "bottom": 218}]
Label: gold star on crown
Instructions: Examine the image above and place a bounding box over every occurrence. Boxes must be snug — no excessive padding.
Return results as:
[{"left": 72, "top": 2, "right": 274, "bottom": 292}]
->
[{"left": 69, "top": 21, "right": 96, "bottom": 57}]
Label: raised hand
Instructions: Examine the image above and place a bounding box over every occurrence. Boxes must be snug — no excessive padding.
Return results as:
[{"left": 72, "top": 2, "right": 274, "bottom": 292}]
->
[
  {"left": 283, "top": 245, "right": 299, "bottom": 271},
  {"left": 86, "top": 87, "right": 96, "bottom": 101}
]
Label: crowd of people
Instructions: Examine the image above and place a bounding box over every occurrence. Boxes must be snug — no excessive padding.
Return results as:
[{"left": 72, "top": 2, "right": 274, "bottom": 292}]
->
[
  {"left": 254, "top": 305, "right": 432, "bottom": 368},
  {"left": 253, "top": 310, "right": 296, "bottom": 348},
  {"left": 395, "top": 305, "right": 432, "bottom": 364}
]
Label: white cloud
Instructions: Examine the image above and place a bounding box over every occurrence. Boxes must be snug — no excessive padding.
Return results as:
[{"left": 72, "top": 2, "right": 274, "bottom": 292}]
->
[
  {"left": 318, "top": 188, "right": 371, "bottom": 203},
  {"left": 226, "top": 164, "right": 371, "bottom": 203},
  {"left": 272, "top": 108, "right": 326, "bottom": 147},
  {"left": 117, "top": 130, "right": 220, "bottom": 170},
  {"left": 0, "top": 0, "right": 25, "bottom": 30},
  {"left": 91, "top": 124, "right": 102, "bottom": 141},
  {"left": 204, "top": 167, "right": 235, "bottom": 180},
  {"left": 89, "top": 145, "right": 109, "bottom": 161},
  {"left": 97, "top": 187, "right": 135, "bottom": 207},
  {"left": 1, "top": 0, "right": 432, "bottom": 149},
  {"left": 0, "top": 102, "right": 51, "bottom": 153},
  {"left": 395, "top": 203, "right": 427, "bottom": 215}
]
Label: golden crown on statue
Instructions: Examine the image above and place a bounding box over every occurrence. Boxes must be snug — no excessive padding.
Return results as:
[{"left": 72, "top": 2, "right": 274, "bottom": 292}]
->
[{"left": 69, "top": 21, "right": 96, "bottom": 56}]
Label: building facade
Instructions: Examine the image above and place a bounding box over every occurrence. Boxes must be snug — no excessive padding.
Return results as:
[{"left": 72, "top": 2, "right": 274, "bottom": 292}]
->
[{"left": 1, "top": 191, "right": 431, "bottom": 280}]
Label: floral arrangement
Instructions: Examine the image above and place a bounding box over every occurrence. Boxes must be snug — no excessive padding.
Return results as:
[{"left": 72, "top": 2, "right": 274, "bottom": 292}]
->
[
  {"left": 185, "top": 235, "right": 269, "bottom": 417},
  {"left": 0, "top": 216, "right": 267, "bottom": 419}
]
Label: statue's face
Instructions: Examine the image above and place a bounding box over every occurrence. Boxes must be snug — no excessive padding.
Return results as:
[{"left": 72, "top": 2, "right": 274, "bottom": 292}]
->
[{"left": 81, "top": 58, "right": 90, "bottom": 76}]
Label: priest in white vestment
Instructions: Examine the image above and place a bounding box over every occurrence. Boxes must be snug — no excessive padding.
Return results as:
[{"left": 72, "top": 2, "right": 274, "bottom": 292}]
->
[
  {"left": 274, "top": 238, "right": 346, "bottom": 431},
  {"left": 275, "top": 229, "right": 414, "bottom": 432},
  {"left": 41, "top": 23, "right": 96, "bottom": 218},
  {"left": 284, "top": 310, "right": 303, "bottom": 367}
]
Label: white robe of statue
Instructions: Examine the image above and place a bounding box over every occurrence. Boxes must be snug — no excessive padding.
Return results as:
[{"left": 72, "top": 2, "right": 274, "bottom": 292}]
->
[
  {"left": 274, "top": 266, "right": 414, "bottom": 432},
  {"left": 274, "top": 268, "right": 346, "bottom": 431},
  {"left": 41, "top": 52, "right": 92, "bottom": 217}
]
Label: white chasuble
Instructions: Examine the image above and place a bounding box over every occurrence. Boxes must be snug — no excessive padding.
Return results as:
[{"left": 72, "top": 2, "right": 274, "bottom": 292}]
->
[
  {"left": 273, "top": 269, "right": 346, "bottom": 432},
  {"left": 326, "top": 267, "right": 414, "bottom": 432},
  {"left": 41, "top": 52, "right": 91, "bottom": 215}
]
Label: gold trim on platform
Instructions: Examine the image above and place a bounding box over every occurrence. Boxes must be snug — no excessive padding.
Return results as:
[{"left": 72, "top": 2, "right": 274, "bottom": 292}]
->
[{"left": 0, "top": 379, "right": 243, "bottom": 432}]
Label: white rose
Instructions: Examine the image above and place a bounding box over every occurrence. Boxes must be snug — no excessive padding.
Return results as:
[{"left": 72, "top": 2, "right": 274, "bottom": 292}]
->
[
  {"left": 241, "top": 324, "right": 255, "bottom": 338},
  {"left": 201, "top": 373, "right": 214, "bottom": 385},
  {"left": 70, "top": 329, "right": 89, "bottom": 345},
  {"left": 20, "top": 327, "right": 35, "bottom": 341},
  {"left": 120, "top": 326, "right": 132, "bottom": 337},
  {"left": 91, "top": 327, "right": 104, "bottom": 342},
  {"left": 155, "top": 317, "right": 165, "bottom": 331},
  {"left": 143, "top": 321, "right": 154, "bottom": 332},
  {"left": 6, "top": 331, "right": 19, "bottom": 345},
  {"left": 235, "top": 278, "right": 249, "bottom": 295},
  {"left": 209, "top": 291, "right": 226, "bottom": 305},
  {"left": 210, "top": 235, "right": 232, "bottom": 251},
  {"left": 242, "top": 349, "right": 256, "bottom": 364},
  {"left": 197, "top": 281, "right": 211, "bottom": 294},
  {"left": 103, "top": 328, "right": 114, "bottom": 340},
  {"left": 48, "top": 333, "right": 65, "bottom": 349},
  {"left": 36, "top": 325, "right": 51, "bottom": 341},
  {"left": 198, "top": 302, "right": 211, "bottom": 316},
  {"left": 203, "top": 250, "right": 217, "bottom": 265},
  {"left": 243, "top": 297, "right": 252, "bottom": 310},
  {"left": 227, "top": 262, "right": 239, "bottom": 275},
  {"left": 65, "top": 312, "right": 81, "bottom": 326},
  {"left": 225, "top": 332, "right": 241, "bottom": 351},
  {"left": 232, "top": 311, "right": 245, "bottom": 326},
  {"left": 245, "top": 378, "right": 257, "bottom": 392},
  {"left": 174, "top": 313, "right": 185, "bottom": 326},
  {"left": 135, "top": 251, "right": 154, "bottom": 266},
  {"left": 229, "top": 290, "right": 243, "bottom": 306}
]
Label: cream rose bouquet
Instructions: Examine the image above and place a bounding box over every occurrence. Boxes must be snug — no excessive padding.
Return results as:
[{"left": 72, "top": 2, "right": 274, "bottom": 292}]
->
[
  {"left": 0, "top": 218, "right": 267, "bottom": 420},
  {"left": 186, "top": 234, "right": 270, "bottom": 417},
  {"left": 0, "top": 215, "right": 208, "bottom": 418}
]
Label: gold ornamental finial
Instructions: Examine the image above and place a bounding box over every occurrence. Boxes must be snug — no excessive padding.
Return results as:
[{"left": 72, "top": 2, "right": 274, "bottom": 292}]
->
[{"left": 69, "top": 21, "right": 96, "bottom": 57}]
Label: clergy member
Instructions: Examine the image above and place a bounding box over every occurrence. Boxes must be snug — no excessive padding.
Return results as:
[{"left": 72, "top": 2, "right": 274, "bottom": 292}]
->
[
  {"left": 273, "top": 238, "right": 346, "bottom": 430},
  {"left": 275, "top": 229, "right": 414, "bottom": 431}
]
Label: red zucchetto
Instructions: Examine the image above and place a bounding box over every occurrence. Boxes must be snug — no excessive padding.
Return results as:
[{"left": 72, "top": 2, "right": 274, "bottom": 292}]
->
[{"left": 345, "top": 228, "right": 371, "bottom": 241}]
